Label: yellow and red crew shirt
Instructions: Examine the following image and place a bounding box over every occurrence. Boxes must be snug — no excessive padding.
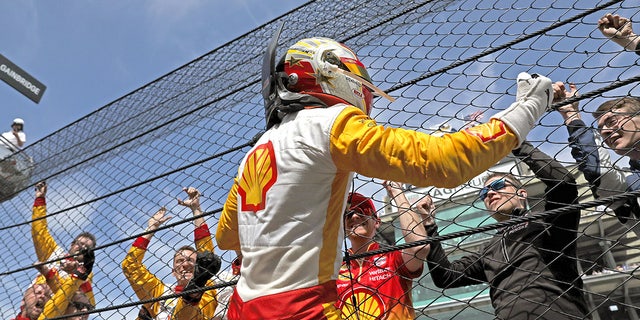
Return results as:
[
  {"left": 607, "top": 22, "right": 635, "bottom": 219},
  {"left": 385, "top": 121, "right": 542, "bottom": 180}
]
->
[{"left": 336, "top": 242, "right": 422, "bottom": 320}]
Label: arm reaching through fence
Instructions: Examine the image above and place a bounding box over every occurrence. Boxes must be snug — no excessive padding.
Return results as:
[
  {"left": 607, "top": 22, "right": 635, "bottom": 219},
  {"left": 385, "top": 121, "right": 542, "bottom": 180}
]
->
[
  {"left": 598, "top": 13, "right": 640, "bottom": 54},
  {"left": 383, "top": 181, "right": 431, "bottom": 270}
]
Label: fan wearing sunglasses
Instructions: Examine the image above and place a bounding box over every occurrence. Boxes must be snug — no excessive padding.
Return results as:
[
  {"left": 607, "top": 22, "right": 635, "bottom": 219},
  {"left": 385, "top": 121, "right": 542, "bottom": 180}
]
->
[{"left": 424, "top": 141, "right": 588, "bottom": 320}]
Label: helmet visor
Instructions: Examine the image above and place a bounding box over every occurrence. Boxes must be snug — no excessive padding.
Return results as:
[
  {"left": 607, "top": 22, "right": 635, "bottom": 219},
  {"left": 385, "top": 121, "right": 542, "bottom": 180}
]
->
[
  {"left": 340, "top": 57, "right": 372, "bottom": 84},
  {"left": 332, "top": 67, "right": 395, "bottom": 103}
]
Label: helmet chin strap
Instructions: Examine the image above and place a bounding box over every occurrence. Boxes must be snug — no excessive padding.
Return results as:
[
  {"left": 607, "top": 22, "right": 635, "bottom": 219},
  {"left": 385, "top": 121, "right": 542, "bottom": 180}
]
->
[{"left": 326, "top": 64, "right": 396, "bottom": 103}]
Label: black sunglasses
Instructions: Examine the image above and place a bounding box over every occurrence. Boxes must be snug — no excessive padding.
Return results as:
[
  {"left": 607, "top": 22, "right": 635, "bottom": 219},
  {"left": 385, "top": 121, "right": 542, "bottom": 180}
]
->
[{"left": 478, "top": 178, "right": 512, "bottom": 200}]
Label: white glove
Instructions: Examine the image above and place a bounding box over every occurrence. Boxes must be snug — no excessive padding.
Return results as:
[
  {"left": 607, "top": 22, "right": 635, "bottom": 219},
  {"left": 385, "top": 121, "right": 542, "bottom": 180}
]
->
[{"left": 491, "top": 72, "right": 552, "bottom": 147}]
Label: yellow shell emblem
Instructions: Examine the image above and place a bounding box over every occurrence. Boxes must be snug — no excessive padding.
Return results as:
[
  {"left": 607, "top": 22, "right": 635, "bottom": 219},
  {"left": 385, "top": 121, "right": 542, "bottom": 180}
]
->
[
  {"left": 238, "top": 141, "right": 278, "bottom": 212},
  {"left": 464, "top": 120, "right": 507, "bottom": 142},
  {"left": 339, "top": 287, "right": 385, "bottom": 320}
]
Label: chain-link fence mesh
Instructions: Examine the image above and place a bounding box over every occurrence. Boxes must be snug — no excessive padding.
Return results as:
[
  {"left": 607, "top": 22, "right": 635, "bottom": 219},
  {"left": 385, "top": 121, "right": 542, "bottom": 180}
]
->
[{"left": 1, "top": 0, "right": 639, "bottom": 319}]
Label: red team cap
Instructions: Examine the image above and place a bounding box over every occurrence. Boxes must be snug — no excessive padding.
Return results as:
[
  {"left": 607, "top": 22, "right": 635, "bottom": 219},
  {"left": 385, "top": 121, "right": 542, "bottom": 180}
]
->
[{"left": 346, "top": 192, "right": 378, "bottom": 218}]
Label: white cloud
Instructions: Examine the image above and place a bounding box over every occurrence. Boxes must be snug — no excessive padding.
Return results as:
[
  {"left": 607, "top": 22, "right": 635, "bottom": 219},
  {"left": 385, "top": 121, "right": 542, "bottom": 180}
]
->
[{"left": 46, "top": 181, "right": 97, "bottom": 244}]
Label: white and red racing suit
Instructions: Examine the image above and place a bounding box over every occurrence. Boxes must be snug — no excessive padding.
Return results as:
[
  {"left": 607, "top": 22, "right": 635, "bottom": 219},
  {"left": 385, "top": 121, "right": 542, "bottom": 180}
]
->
[{"left": 216, "top": 103, "right": 521, "bottom": 320}]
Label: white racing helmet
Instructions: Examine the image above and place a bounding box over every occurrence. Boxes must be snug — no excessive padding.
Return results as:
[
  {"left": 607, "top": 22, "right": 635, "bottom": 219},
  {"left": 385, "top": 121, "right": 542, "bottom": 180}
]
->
[{"left": 281, "top": 37, "right": 393, "bottom": 115}]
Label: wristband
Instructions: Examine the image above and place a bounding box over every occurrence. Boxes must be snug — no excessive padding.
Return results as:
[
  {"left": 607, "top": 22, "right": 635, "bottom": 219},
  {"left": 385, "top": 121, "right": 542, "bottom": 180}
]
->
[{"left": 45, "top": 268, "right": 58, "bottom": 280}]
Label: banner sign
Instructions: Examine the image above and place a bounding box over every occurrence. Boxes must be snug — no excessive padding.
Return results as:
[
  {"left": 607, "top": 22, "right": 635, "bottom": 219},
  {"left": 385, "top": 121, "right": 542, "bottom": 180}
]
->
[{"left": 0, "top": 54, "right": 46, "bottom": 103}]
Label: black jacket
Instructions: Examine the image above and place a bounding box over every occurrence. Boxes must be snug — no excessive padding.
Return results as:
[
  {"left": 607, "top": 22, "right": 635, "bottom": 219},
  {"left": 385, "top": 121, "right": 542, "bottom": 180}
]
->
[{"left": 426, "top": 141, "right": 588, "bottom": 319}]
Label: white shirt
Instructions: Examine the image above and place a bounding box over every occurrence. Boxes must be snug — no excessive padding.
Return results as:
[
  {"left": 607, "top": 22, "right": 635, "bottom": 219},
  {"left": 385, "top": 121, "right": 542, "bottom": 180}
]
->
[{"left": 1, "top": 130, "right": 26, "bottom": 149}]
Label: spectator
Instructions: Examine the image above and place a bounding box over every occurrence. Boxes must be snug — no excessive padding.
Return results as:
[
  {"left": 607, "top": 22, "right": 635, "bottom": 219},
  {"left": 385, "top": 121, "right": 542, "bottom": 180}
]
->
[
  {"left": 12, "top": 283, "right": 52, "bottom": 320},
  {"left": 1, "top": 118, "right": 26, "bottom": 151},
  {"left": 121, "top": 187, "right": 220, "bottom": 320},
  {"left": 556, "top": 83, "right": 640, "bottom": 227},
  {"left": 598, "top": 13, "right": 640, "bottom": 55},
  {"left": 424, "top": 141, "right": 588, "bottom": 319},
  {"left": 30, "top": 181, "right": 97, "bottom": 306},
  {"left": 216, "top": 35, "right": 564, "bottom": 319},
  {"left": 37, "top": 248, "right": 94, "bottom": 320},
  {"left": 336, "top": 184, "right": 432, "bottom": 319}
]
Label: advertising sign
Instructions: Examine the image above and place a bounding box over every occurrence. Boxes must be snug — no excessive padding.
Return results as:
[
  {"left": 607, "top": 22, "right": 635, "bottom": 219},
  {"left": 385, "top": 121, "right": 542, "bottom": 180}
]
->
[{"left": 0, "top": 54, "right": 46, "bottom": 103}]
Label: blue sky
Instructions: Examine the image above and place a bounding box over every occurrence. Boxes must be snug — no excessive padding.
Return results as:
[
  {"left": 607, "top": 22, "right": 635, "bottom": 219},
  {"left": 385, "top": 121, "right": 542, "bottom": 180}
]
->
[{"left": 0, "top": 1, "right": 307, "bottom": 144}]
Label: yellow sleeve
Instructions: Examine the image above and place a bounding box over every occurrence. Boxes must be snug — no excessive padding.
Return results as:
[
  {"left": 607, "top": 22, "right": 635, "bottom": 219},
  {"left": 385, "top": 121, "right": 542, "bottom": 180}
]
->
[
  {"left": 330, "top": 106, "right": 518, "bottom": 188},
  {"left": 31, "top": 198, "right": 60, "bottom": 262},
  {"left": 216, "top": 179, "right": 240, "bottom": 251},
  {"left": 38, "top": 276, "right": 83, "bottom": 319},
  {"left": 121, "top": 238, "right": 166, "bottom": 318},
  {"left": 173, "top": 280, "right": 218, "bottom": 320}
]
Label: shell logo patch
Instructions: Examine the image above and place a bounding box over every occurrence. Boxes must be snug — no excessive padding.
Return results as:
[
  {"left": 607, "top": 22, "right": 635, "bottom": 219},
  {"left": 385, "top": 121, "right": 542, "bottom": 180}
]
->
[
  {"left": 238, "top": 141, "right": 278, "bottom": 213},
  {"left": 373, "top": 256, "right": 387, "bottom": 268},
  {"left": 464, "top": 120, "right": 507, "bottom": 142},
  {"left": 338, "top": 287, "right": 385, "bottom": 320}
]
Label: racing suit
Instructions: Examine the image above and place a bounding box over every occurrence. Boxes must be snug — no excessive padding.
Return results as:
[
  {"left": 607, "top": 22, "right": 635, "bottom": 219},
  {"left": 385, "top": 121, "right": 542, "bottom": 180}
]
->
[
  {"left": 121, "top": 223, "right": 217, "bottom": 320},
  {"left": 216, "top": 103, "right": 527, "bottom": 320},
  {"left": 31, "top": 196, "right": 95, "bottom": 305},
  {"left": 336, "top": 242, "right": 422, "bottom": 320},
  {"left": 425, "top": 141, "right": 588, "bottom": 319}
]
